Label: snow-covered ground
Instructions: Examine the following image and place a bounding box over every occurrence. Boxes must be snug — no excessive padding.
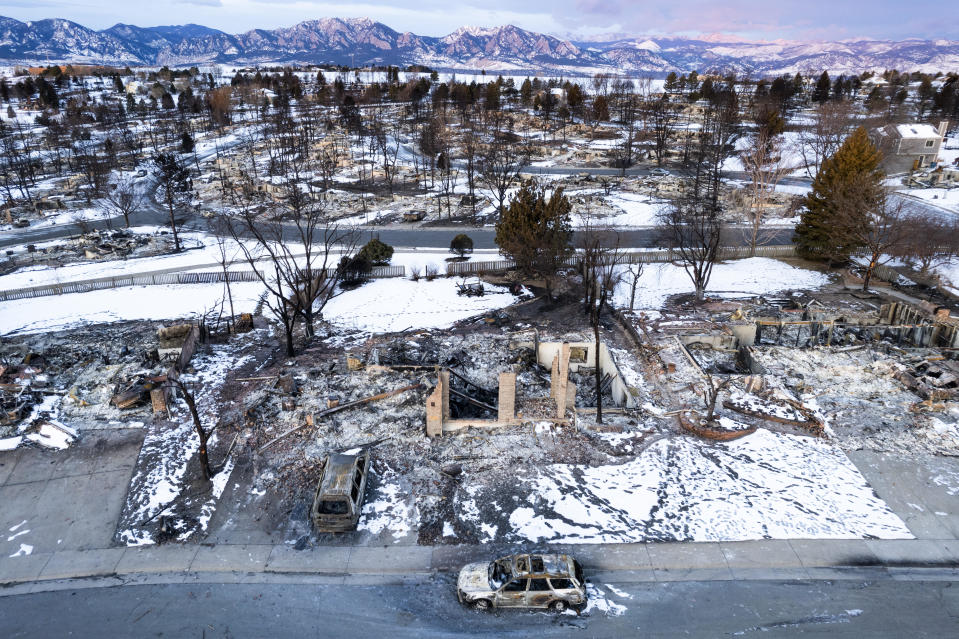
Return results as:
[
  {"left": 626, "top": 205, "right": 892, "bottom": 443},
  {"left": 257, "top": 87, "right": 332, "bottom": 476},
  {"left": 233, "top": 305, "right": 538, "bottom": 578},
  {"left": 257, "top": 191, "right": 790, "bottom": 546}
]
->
[
  {"left": 574, "top": 192, "right": 665, "bottom": 228},
  {"left": 0, "top": 282, "right": 265, "bottom": 335},
  {"left": 502, "top": 428, "right": 912, "bottom": 543},
  {"left": 116, "top": 342, "right": 252, "bottom": 546},
  {"left": 900, "top": 187, "right": 959, "bottom": 213},
  {"left": 323, "top": 276, "right": 523, "bottom": 334},
  {"left": 614, "top": 257, "right": 832, "bottom": 311}
]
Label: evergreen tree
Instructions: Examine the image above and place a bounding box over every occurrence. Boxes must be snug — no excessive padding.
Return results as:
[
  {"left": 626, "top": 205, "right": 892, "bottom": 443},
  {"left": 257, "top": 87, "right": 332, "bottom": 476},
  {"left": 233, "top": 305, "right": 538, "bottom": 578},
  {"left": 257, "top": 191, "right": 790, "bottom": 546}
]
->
[
  {"left": 794, "top": 127, "right": 884, "bottom": 263},
  {"left": 495, "top": 182, "right": 573, "bottom": 298},
  {"left": 356, "top": 237, "right": 394, "bottom": 265},
  {"left": 450, "top": 233, "right": 474, "bottom": 259},
  {"left": 812, "top": 71, "right": 831, "bottom": 103}
]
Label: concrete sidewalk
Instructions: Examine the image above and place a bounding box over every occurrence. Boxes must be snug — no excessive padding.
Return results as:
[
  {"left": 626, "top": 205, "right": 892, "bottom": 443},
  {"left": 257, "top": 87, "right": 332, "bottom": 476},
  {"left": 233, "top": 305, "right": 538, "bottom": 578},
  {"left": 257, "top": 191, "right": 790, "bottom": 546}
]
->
[{"left": 3, "top": 537, "right": 958, "bottom": 591}]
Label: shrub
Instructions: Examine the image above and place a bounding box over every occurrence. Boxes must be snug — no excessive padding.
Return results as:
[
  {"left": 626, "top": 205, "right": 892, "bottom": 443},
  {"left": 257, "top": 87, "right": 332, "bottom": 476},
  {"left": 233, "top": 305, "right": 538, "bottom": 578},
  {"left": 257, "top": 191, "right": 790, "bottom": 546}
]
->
[
  {"left": 449, "top": 233, "right": 474, "bottom": 259},
  {"left": 357, "top": 237, "right": 394, "bottom": 265},
  {"left": 338, "top": 253, "right": 372, "bottom": 287},
  {"left": 424, "top": 264, "right": 438, "bottom": 281}
]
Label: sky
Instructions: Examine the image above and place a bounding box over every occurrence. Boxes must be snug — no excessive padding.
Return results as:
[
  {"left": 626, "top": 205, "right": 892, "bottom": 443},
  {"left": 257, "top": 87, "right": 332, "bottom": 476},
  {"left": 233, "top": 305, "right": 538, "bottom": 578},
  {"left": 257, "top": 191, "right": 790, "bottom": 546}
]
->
[{"left": 0, "top": 0, "right": 955, "bottom": 42}]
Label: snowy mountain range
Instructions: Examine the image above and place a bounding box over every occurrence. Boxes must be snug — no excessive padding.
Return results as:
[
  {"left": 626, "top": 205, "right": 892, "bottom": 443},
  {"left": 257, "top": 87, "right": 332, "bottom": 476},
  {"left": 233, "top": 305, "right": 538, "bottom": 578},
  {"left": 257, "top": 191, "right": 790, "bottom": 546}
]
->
[{"left": 1, "top": 16, "right": 957, "bottom": 76}]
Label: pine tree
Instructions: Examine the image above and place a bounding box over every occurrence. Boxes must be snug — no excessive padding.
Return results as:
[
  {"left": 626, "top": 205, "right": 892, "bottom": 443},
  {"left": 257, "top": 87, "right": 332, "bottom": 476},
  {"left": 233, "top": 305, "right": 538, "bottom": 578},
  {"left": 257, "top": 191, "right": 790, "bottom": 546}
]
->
[
  {"left": 812, "top": 71, "right": 831, "bottom": 103},
  {"left": 495, "top": 182, "right": 573, "bottom": 298},
  {"left": 793, "top": 127, "right": 884, "bottom": 263}
]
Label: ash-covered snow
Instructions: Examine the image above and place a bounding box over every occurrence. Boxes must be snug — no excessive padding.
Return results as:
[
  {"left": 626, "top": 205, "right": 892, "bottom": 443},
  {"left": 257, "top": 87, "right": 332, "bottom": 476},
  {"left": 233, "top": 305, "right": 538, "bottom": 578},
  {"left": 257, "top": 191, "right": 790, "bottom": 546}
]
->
[
  {"left": 115, "top": 342, "right": 252, "bottom": 546},
  {"left": 358, "top": 473, "right": 418, "bottom": 543},
  {"left": 474, "top": 429, "right": 911, "bottom": 543}
]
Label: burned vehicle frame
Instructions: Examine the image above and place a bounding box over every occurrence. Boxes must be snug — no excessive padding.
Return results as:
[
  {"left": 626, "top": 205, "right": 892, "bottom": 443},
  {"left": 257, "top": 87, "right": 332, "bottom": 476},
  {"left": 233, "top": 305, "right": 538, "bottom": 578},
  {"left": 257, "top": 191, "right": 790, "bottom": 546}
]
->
[
  {"left": 457, "top": 553, "right": 587, "bottom": 612},
  {"left": 310, "top": 451, "right": 371, "bottom": 532}
]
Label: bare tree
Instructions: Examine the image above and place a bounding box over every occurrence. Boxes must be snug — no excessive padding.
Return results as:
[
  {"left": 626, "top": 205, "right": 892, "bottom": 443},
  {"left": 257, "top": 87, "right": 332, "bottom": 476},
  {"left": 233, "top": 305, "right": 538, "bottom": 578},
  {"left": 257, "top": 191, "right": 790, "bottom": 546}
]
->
[
  {"left": 739, "top": 126, "right": 796, "bottom": 254},
  {"left": 833, "top": 179, "right": 909, "bottom": 291},
  {"left": 894, "top": 216, "right": 959, "bottom": 277},
  {"left": 624, "top": 262, "right": 644, "bottom": 310},
  {"left": 701, "top": 371, "right": 733, "bottom": 424},
  {"left": 580, "top": 220, "right": 623, "bottom": 424},
  {"left": 648, "top": 94, "right": 679, "bottom": 167},
  {"left": 659, "top": 190, "right": 724, "bottom": 301},
  {"left": 99, "top": 175, "right": 145, "bottom": 228},
  {"left": 165, "top": 377, "right": 216, "bottom": 480},
  {"left": 153, "top": 152, "right": 193, "bottom": 252},
  {"left": 799, "top": 99, "right": 853, "bottom": 178},
  {"left": 479, "top": 117, "right": 524, "bottom": 215}
]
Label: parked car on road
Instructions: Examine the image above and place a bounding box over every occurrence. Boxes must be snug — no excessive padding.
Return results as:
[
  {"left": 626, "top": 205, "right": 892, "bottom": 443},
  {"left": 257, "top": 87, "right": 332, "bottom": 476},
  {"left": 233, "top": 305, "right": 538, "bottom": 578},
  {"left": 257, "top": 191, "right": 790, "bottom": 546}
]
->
[
  {"left": 650, "top": 167, "right": 671, "bottom": 176},
  {"left": 457, "top": 553, "right": 586, "bottom": 612},
  {"left": 310, "top": 450, "right": 370, "bottom": 532}
]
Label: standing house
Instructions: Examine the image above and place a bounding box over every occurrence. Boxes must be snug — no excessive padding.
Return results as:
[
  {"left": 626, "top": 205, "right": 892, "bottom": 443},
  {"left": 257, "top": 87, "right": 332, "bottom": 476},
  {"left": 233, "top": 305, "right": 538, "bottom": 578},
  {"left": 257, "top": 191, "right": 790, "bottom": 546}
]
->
[{"left": 873, "top": 121, "right": 948, "bottom": 174}]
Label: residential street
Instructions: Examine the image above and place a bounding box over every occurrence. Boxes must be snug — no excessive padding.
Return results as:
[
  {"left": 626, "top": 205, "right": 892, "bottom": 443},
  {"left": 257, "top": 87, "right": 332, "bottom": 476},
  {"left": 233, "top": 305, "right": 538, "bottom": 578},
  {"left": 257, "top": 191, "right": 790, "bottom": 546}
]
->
[{"left": 3, "top": 577, "right": 958, "bottom": 638}]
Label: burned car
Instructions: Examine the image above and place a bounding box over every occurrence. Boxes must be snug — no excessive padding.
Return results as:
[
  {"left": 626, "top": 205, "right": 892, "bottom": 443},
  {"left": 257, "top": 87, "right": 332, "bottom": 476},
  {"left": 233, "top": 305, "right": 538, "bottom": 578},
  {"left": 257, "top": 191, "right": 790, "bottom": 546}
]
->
[
  {"left": 457, "top": 553, "right": 586, "bottom": 612},
  {"left": 310, "top": 451, "right": 371, "bottom": 532}
]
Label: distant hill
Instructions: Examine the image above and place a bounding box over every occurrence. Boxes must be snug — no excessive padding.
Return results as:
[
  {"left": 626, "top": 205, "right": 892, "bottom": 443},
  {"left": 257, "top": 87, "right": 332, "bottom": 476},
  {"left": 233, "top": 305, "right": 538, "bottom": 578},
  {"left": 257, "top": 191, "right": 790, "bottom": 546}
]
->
[{"left": 1, "top": 15, "right": 956, "bottom": 76}]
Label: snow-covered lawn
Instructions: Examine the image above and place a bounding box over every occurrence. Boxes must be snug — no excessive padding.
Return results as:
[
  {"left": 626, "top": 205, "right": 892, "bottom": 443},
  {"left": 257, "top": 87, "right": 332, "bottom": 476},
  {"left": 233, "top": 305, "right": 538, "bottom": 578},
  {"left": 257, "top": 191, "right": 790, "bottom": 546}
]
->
[
  {"left": 900, "top": 187, "right": 959, "bottom": 213},
  {"left": 615, "top": 257, "right": 832, "bottom": 311},
  {"left": 0, "top": 282, "right": 265, "bottom": 335},
  {"left": 323, "top": 276, "right": 522, "bottom": 334},
  {"left": 505, "top": 428, "right": 912, "bottom": 543}
]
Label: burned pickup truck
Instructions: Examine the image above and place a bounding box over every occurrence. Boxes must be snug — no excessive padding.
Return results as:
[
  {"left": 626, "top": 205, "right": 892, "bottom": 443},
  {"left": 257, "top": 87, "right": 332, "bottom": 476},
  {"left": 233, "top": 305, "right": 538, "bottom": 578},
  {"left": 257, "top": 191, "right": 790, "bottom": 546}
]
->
[{"left": 310, "top": 450, "right": 371, "bottom": 532}]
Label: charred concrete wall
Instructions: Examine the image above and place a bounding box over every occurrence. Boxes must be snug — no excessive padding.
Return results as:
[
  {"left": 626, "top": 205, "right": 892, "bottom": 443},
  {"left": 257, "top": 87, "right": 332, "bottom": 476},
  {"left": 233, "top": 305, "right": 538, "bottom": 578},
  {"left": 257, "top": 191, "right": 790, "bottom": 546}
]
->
[{"left": 536, "top": 341, "right": 637, "bottom": 409}]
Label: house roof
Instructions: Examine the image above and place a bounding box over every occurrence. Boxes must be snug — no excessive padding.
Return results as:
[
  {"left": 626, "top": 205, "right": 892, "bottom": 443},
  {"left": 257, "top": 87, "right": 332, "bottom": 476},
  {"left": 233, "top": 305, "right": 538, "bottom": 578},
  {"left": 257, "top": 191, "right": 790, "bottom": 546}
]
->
[{"left": 895, "top": 124, "right": 941, "bottom": 139}]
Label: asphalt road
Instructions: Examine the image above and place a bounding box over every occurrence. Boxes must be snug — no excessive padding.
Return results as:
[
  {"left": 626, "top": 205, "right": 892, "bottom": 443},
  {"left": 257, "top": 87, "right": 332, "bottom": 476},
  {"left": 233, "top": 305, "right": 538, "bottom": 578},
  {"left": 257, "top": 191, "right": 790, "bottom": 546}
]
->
[{"left": 1, "top": 576, "right": 956, "bottom": 638}]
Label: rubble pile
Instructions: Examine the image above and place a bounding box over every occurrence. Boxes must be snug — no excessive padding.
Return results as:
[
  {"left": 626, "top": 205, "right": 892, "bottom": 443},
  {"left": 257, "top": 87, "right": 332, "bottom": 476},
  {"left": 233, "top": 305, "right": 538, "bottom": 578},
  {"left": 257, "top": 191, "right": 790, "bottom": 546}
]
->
[
  {"left": 0, "top": 322, "right": 166, "bottom": 449},
  {"left": 1, "top": 230, "right": 185, "bottom": 276}
]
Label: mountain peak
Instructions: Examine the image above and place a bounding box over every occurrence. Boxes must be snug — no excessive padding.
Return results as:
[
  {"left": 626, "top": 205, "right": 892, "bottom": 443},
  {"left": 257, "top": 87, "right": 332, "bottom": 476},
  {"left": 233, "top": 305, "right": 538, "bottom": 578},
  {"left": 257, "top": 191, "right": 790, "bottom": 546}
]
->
[{"left": 0, "top": 15, "right": 955, "bottom": 75}]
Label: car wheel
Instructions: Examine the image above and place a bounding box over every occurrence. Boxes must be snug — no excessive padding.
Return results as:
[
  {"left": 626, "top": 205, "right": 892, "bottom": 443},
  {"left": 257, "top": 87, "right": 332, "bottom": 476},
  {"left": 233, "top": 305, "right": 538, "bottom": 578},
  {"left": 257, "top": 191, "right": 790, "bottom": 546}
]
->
[
  {"left": 473, "top": 599, "right": 492, "bottom": 611},
  {"left": 550, "top": 600, "right": 568, "bottom": 612}
]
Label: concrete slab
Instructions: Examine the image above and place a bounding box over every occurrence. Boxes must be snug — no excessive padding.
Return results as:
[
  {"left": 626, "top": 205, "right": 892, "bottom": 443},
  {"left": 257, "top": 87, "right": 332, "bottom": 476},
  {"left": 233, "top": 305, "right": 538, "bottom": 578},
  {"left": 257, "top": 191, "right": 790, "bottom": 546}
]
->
[
  {"left": 569, "top": 543, "right": 652, "bottom": 571},
  {"left": 429, "top": 545, "right": 498, "bottom": 571},
  {"left": 265, "top": 545, "right": 351, "bottom": 574},
  {"left": 939, "top": 539, "right": 959, "bottom": 564},
  {"left": 0, "top": 553, "right": 53, "bottom": 584},
  {"left": 4, "top": 453, "right": 58, "bottom": 485},
  {"left": 347, "top": 545, "right": 432, "bottom": 574},
  {"left": 788, "top": 539, "right": 878, "bottom": 568},
  {"left": 49, "top": 430, "right": 143, "bottom": 479},
  {"left": 0, "top": 449, "right": 21, "bottom": 486},
  {"left": 720, "top": 540, "right": 802, "bottom": 568},
  {"left": 38, "top": 548, "right": 124, "bottom": 580},
  {"left": 646, "top": 542, "right": 729, "bottom": 570},
  {"left": 189, "top": 544, "right": 272, "bottom": 572},
  {"left": 726, "top": 567, "right": 812, "bottom": 580},
  {"left": 590, "top": 569, "right": 657, "bottom": 583},
  {"left": 115, "top": 545, "right": 198, "bottom": 575},
  {"left": 866, "top": 539, "right": 953, "bottom": 566},
  {"left": 342, "top": 573, "right": 427, "bottom": 585},
  {"left": 653, "top": 567, "right": 734, "bottom": 582}
]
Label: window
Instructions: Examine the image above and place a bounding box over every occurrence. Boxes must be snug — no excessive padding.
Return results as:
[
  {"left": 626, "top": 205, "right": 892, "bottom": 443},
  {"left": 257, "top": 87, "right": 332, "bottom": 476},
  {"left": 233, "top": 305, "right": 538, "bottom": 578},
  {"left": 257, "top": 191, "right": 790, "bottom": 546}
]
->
[
  {"left": 515, "top": 556, "right": 528, "bottom": 573},
  {"left": 530, "top": 556, "right": 545, "bottom": 573},
  {"left": 550, "top": 578, "right": 574, "bottom": 590},
  {"left": 529, "top": 579, "right": 551, "bottom": 592},
  {"left": 503, "top": 579, "right": 528, "bottom": 592},
  {"left": 926, "top": 140, "right": 935, "bottom": 147},
  {"left": 316, "top": 499, "right": 348, "bottom": 515}
]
